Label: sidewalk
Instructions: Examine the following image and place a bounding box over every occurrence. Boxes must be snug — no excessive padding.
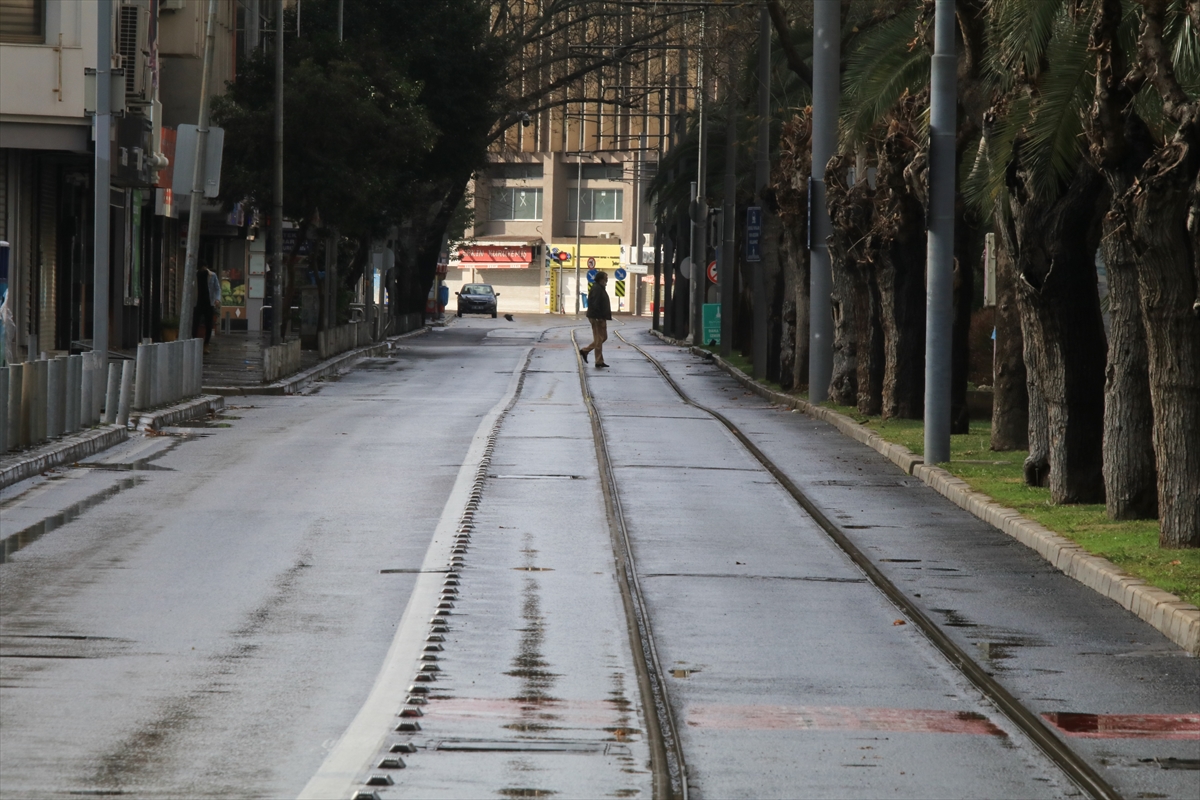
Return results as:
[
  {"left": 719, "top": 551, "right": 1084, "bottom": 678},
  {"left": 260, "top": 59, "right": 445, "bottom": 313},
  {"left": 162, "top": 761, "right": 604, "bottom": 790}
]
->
[
  {"left": 649, "top": 329, "right": 1200, "bottom": 656},
  {"left": 201, "top": 327, "right": 430, "bottom": 395},
  {"left": 0, "top": 394, "right": 223, "bottom": 490}
]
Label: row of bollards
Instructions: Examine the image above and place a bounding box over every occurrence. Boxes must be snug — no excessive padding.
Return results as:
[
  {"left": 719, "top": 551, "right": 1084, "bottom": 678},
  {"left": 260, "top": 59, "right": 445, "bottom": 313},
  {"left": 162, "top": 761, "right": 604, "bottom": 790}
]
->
[{"left": 0, "top": 339, "right": 204, "bottom": 455}]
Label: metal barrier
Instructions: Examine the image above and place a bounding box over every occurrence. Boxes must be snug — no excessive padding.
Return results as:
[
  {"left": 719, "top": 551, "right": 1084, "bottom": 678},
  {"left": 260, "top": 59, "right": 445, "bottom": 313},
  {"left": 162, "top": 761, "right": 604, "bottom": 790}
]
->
[{"left": 0, "top": 339, "right": 204, "bottom": 454}]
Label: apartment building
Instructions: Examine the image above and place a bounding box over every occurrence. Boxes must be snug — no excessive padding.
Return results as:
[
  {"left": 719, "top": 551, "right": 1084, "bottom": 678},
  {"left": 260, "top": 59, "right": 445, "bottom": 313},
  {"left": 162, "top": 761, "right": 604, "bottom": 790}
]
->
[{"left": 1, "top": 0, "right": 244, "bottom": 364}]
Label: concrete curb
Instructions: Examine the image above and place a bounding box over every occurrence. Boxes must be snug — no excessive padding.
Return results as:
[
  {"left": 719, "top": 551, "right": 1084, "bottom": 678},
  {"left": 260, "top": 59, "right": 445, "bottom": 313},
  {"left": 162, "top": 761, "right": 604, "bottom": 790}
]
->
[
  {"left": 648, "top": 328, "right": 1200, "bottom": 656},
  {"left": 0, "top": 425, "right": 128, "bottom": 490},
  {"left": 132, "top": 394, "right": 226, "bottom": 432},
  {"left": 204, "top": 326, "right": 431, "bottom": 396},
  {"left": 0, "top": 393, "right": 228, "bottom": 490}
]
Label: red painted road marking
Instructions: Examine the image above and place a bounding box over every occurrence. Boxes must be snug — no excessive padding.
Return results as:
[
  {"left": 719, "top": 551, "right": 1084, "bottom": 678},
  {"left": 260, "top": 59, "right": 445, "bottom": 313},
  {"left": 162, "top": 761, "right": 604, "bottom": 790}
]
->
[
  {"left": 685, "top": 704, "right": 1006, "bottom": 735},
  {"left": 1042, "top": 713, "right": 1200, "bottom": 740}
]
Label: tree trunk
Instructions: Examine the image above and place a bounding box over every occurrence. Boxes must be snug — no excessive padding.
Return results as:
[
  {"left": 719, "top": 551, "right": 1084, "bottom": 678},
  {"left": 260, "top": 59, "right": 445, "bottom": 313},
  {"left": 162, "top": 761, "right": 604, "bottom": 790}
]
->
[
  {"left": 952, "top": 220, "right": 977, "bottom": 433},
  {"left": 874, "top": 116, "right": 926, "bottom": 420},
  {"left": 1120, "top": 126, "right": 1200, "bottom": 547},
  {"left": 990, "top": 219, "right": 1028, "bottom": 450},
  {"left": 1008, "top": 164, "right": 1108, "bottom": 504},
  {"left": 1101, "top": 212, "right": 1158, "bottom": 519},
  {"left": 826, "top": 153, "right": 873, "bottom": 409},
  {"left": 774, "top": 114, "right": 813, "bottom": 392}
]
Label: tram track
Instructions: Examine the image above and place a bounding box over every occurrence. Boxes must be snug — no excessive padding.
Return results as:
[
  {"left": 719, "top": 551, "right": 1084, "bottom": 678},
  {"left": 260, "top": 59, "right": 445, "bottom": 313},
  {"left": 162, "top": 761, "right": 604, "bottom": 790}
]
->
[
  {"left": 600, "top": 328, "right": 1123, "bottom": 800},
  {"left": 572, "top": 328, "right": 689, "bottom": 800}
]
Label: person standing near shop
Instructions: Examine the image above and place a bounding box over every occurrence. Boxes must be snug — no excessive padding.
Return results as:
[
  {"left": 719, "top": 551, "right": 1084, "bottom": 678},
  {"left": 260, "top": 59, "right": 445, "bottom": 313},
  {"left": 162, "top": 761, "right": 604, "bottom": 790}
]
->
[
  {"left": 579, "top": 271, "right": 611, "bottom": 368},
  {"left": 193, "top": 265, "right": 221, "bottom": 353}
]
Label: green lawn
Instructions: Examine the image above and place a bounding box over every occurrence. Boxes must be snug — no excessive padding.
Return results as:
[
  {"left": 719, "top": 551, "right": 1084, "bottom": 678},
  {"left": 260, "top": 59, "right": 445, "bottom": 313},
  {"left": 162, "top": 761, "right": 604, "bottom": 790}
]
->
[{"left": 818, "top": 401, "right": 1200, "bottom": 608}]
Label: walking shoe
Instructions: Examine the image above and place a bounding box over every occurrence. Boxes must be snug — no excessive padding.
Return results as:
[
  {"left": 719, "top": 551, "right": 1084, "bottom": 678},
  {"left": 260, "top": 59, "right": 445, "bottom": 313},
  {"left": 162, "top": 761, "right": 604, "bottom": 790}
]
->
[
  {"left": 580, "top": 348, "right": 589, "bottom": 363},
  {"left": 596, "top": 362, "right": 610, "bottom": 369}
]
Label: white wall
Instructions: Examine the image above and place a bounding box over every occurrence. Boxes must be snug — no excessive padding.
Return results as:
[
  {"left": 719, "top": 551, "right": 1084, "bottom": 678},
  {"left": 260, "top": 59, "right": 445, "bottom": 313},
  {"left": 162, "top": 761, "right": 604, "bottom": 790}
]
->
[
  {"left": 446, "top": 267, "right": 544, "bottom": 315},
  {"left": 0, "top": 0, "right": 93, "bottom": 122}
]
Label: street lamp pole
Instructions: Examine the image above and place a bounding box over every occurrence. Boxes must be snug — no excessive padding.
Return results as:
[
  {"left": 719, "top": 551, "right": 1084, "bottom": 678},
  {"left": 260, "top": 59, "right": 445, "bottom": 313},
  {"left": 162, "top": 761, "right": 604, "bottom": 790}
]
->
[
  {"left": 573, "top": 104, "right": 585, "bottom": 316},
  {"left": 93, "top": 0, "right": 112, "bottom": 364},
  {"left": 808, "top": 0, "right": 839, "bottom": 401},
  {"left": 924, "top": 0, "right": 957, "bottom": 464},
  {"left": 271, "top": 0, "right": 285, "bottom": 346}
]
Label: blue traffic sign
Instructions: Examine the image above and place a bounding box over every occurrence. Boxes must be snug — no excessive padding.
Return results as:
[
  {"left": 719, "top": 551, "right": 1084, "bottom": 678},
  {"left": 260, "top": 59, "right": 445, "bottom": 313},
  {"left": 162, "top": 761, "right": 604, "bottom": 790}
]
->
[
  {"left": 614, "top": 268, "right": 627, "bottom": 280},
  {"left": 746, "top": 206, "right": 762, "bottom": 262},
  {"left": 587, "top": 268, "right": 598, "bottom": 282}
]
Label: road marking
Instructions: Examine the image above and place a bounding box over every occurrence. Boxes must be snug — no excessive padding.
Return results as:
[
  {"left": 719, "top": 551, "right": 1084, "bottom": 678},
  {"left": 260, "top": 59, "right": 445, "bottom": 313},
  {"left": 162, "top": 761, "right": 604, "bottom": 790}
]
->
[
  {"left": 685, "top": 704, "right": 1006, "bottom": 735},
  {"left": 1042, "top": 712, "right": 1200, "bottom": 740},
  {"left": 297, "top": 347, "right": 533, "bottom": 800}
]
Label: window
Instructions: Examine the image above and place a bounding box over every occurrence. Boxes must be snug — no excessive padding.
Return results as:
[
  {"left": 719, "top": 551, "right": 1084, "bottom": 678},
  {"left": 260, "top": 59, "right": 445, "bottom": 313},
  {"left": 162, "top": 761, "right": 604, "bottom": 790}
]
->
[
  {"left": 490, "top": 187, "right": 543, "bottom": 221},
  {"left": 492, "top": 163, "right": 544, "bottom": 180},
  {"left": 579, "top": 163, "right": 623, "bottom": 181},
  {"left": 567, "top": 189, "right": 623, "bottom": 222},
  {"left": 462, "top": 284, "right": 495, "bottom": 296},
  {"left": 0, "top": 0, "right": 44, "bottom": 43}
]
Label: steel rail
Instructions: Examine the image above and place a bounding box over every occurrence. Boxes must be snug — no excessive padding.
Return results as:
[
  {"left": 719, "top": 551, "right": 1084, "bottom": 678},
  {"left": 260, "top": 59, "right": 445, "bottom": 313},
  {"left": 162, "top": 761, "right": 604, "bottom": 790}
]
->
[
  {"left": 615, "top": 330, "right": 1123, "bottom": 800},
  {"left": 572, "top": 326, "right": 689, "bottom": 800}
]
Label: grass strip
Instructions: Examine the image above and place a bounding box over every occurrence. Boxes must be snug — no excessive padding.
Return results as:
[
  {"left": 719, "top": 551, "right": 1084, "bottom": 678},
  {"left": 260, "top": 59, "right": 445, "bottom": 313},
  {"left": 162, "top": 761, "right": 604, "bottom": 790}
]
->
[{"left": 817, "top": 401, "right": 1199, "bottom": 609}]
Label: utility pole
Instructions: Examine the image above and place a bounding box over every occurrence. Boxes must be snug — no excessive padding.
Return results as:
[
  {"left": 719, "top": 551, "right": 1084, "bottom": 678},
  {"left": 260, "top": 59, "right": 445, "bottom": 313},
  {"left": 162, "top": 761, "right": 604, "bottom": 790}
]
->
[
  {"left": 808, "top": 0, "right": 839, "bottom": 401},
  {"left": 573, "top": 104, "right": 585, "bottom": 316},
  {"left": 337, "top": 0, "right": 344, "bottom": 40},
  {"left": 271, "top": 0, "right": 285, "bottom": 346},
  {"left": 924, "top": 0, "right": 956, "bottom": 463},
  {"left": 690, "top": 28, "right": 708, "bottom": 345},
  {"left": 721, "top": 37, "right": 738, "bottom": 358},
  {"left": 752, "top": 6, "right": 769, "bottom": 377},
  {"left": 179, "top": 0, "right": 220, "bottom": 341},
  {"left": 94, "top": 0, "right": 112, "bottom": 362}
]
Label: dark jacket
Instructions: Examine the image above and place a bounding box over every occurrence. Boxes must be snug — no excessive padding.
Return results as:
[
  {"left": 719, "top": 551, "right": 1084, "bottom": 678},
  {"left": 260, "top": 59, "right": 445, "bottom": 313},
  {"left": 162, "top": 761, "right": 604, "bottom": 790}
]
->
[{"left": 587, "top": 282, "right": 612, "bottom": 320}]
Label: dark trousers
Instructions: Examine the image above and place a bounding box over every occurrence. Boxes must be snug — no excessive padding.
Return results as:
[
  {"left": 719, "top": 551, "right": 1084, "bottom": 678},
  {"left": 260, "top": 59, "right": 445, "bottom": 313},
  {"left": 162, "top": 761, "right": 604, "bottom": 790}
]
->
[{"left": 193, "top": 305, "right": 215, "bottom": 344}]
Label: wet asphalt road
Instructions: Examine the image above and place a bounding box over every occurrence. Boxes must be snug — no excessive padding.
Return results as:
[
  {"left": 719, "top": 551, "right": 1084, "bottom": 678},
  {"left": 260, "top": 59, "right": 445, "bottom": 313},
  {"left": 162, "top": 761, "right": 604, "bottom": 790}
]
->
[{"left": 1, "top": 316, "right": 1196, "bottom": 800}]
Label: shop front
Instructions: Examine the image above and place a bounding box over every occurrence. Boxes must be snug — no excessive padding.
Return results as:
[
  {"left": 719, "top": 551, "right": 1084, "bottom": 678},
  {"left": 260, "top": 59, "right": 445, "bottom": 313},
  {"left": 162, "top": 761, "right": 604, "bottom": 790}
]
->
[
  {"left": 446, "top": 239, "right": 543, "bottom": 314},
  {"left": 546, "top": 242, "right": 633, "bottom": 314}
]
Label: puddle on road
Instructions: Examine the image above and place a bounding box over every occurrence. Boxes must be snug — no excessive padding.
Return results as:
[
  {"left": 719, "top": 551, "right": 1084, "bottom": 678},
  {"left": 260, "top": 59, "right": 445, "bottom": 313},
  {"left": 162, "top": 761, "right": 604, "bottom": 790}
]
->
[{"left": 1, "top": 477, "right": 142, "bottom": 564}]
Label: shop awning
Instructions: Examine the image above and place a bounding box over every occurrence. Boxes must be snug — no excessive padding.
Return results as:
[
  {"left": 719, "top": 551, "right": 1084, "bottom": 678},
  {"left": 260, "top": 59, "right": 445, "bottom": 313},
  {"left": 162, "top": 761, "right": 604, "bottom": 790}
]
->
[{"left": 456, "top": 242, "right": 538, "bottom": 268}]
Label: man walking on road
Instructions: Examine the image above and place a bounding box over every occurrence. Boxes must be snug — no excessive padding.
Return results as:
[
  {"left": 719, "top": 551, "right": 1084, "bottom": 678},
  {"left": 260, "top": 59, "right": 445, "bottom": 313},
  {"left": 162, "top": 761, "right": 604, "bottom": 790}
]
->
[{"left": 579, "top": 271, "right": 611, "bottom": 368}]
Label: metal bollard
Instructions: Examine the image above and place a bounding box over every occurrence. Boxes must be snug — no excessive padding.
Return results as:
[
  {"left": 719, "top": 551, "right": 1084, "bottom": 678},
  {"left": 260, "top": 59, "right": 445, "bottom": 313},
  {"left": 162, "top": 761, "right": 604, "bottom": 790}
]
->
[
  {"left": 181, "top": 340, "right": 193, "bottom": 400},
  {"left": 134, "top": 343, "right": 151, "bottom": 411},
  {"left": 10, "top": 363, "right": 25, "bottom": 448},
  {"left": 47, "top": 357, "right": 64, "bottom": 439},
  {"left": 93, "top": 355, "right": 107, "bottom": 424},
  {"left": 155, "top": 343, "right": 168, "bottom": 408},
  {"left": 80, "top": 354, "right": 93, "bottom": 428},
  {"left": 193, "top": 338, "right": 203, "bottom": 395},
  {"left": 30, "top": 362, "right": 48, "bottom": 448},
  {"left": 117, "top": 358, "right": 134, "bottom": 427},
  {"left": 169, "top": 341, "right": 182, "bottom": 404},
  {"left": 66, "top": 354, "right": 82, "bottom": 433},
  {"left": 0, "top": 367, "right": 8, "bottom": 453},
  {"left": 103, "top": 362, "right": 121, "bottom": 425}
]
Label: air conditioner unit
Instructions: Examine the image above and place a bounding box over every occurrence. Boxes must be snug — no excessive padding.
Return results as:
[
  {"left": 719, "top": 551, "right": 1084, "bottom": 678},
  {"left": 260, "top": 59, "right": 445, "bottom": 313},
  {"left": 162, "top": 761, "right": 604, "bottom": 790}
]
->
[
  {"left": 117, "top": 2, "right": 151, "bottom": 107},
  {"left": 161, "top": 0, "right": 186, "bottom": 10}
]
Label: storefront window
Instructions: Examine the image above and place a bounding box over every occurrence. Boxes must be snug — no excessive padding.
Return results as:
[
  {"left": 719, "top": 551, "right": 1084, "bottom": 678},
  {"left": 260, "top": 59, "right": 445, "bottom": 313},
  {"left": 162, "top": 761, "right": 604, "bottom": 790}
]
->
[
  {"left": 567, "top": 189, "right": 623, "bottom": 222},
  {"left": 491, "top": 187, "right": 543, "bottom": 221}
]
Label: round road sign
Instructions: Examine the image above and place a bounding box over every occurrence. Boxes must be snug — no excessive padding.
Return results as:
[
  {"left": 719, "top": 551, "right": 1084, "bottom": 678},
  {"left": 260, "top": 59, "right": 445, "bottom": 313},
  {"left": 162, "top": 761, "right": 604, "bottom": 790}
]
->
[
  {"left": 587, "top": 268, "right": 598, "bottom": 282},
  {"left": 587, "top": 257, "right": 596, "bottom": 268},
  {"left": 707, "top": 260, "right": 718, "bottom": 284},
  {"left": 615, "top": 268, "right": 627, "bottom": 280}
]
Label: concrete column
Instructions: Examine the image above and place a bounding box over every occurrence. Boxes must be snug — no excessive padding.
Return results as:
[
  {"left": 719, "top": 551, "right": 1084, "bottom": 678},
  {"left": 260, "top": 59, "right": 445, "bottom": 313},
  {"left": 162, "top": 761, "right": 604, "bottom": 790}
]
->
[
  {"left": 81, "top": 356, "right": 94, "bottom": 428},
  {"left": 47, "top": 357, "right": 65, "bottom": 438},
  {"left": 65, "top": 355, "right": 82, "bottom": 433},
  {"left": 193, "top": 338, "right": 203, "bottom": 395},
  {"left": 104, "top": 362, "right": 121, "bottom": 424},
  {"left": 117, "top": 358, "right": 134, "bottom": 427},
  {"left": 182, "top": 340, "right": 194, "bottom": 399},
  {"left": 134, "top": 343, "right": 151, "bottom": 410}
]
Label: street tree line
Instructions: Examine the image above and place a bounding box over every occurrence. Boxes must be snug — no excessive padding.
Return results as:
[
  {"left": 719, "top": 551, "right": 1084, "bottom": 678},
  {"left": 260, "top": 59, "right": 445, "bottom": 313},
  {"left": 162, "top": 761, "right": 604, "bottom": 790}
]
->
[
  {"left": 214, "top": 0, "right": 674, "bottom": 333},
  {"left": 649, "top": 0, "right": 1198, "bottom": 548}
]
